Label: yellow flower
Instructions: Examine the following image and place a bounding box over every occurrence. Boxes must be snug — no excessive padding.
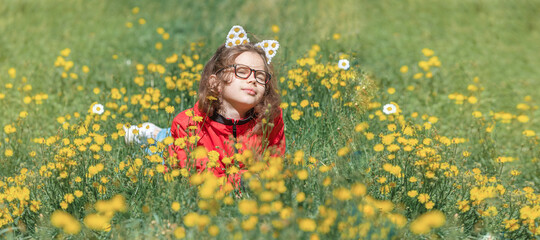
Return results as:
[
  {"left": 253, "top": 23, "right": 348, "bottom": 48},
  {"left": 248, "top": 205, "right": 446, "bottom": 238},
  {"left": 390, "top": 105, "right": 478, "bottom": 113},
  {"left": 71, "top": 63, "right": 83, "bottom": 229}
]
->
[
  {"left": 183, "top": 212, "right": 200, "bottom": 227},
  {"left": 298, "top": 218, "right": 317, "bottom": 232},
  {"left": 271, "top": 25, "right": 280, "bottom": 33},
  {"left": 238, "top": 199, "right": 258, "bottom": 215},
  {"left": 522, "top": 130, "right": 536, "bottom": 137},
  {"left": 400, "top": 65, "right": 408, "bottom": 73},
  {"left": 422, "top": 48, "right": 434, "bottom": 57},
  {"left": 373, "top": 144, "right": 384, "bottom": 152},
  {"left": 60, "top": 201, "right": 68, "bottom": 209},
  {"left": 410, "top": 210, "right": 445, "bottom": 235},
  {"left": 417, "top": 193, "right": 430, "bottom": 203},
  {"left": 5, "top": 149, "right": 13, "bottom": 157},
  {"left": 103, "top": 144, "right": 112, "bottom": 152},
  {"left": 333, "top": 187, "right": 352, "bottom": 201},
  {"left": 503, "top": 219, "right": 520, "bottom": 232},
  {"left": 387, "top": 88, "right": 396, "bottom": 94},
  {"left": 457, "top": 200, "right": 470, "bottom": 212},
  {"left": 208, "top": 225, "right": 220, "bottom": 236},
  {"left": 171, "top": 201, "right": 181, "bottom": 212},
  {"left": 174, "top": 226, "right": 186, "bottom": 239},
  {"left": 351, "top": 183, "right": 366, "bottom": 196},
  {"left": 300, "top": 100, "right": 309, "bottom": 108},
  {"left": 8, "top": 67, "right": 16, "bottom": 78},
  {"left": 50, "top": 210, "right": 81, "bottom": 234},
  {"left": 322, "top": 177, "right": 331, "bottom": 186},
  {"left": 408, "top": 190, "right": 418, "bottom": 198},
  {"left": 425, "top": 201, "right": 435, "bottom": 209},
  {"left": 74, "top": 190, "right": 83, "bottom": 198},
  {"left": 297, "top": 169, "right": 309, "bottom": 180},
  {"left": 60, "top": 48, "right": 71, "bottom": 57},
  {"left": 472, "top": 111, "right": 482, "bottom": 118},
  {"left": 337, "top": 146, "right": 350, "bottom": 157},
  {"left": 296, "top": 192, "right": 306, "bottom": 202},
  {"left": 241, "top": 216, "right": 258, "bottom": 231},
  {"left": 64, "top": 194, "right": 75, "bottom": 204},
  {"left": 517, "top": 115, "right": 529, "bottom": 123},
  {"left": 467, "top": 96, "right": 478, "bottom": 104},
  {"left": 355, "top": 122, "right": 369, "bottom": 132}
]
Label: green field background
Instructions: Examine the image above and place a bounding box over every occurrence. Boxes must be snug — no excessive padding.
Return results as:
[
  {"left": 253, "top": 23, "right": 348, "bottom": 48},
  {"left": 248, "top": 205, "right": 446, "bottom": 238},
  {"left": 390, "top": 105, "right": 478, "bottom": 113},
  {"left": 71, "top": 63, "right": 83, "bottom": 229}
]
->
[{"left": 2, "top": 0, "right": 539, "bottom": 124}]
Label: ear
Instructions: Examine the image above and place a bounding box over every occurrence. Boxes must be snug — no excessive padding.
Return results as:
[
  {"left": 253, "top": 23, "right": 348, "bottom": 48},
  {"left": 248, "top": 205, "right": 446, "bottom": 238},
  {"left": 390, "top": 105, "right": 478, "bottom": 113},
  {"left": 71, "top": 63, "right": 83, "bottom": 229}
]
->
[{"left": 209, "top": 74, "right": 221, "bottom": 93}]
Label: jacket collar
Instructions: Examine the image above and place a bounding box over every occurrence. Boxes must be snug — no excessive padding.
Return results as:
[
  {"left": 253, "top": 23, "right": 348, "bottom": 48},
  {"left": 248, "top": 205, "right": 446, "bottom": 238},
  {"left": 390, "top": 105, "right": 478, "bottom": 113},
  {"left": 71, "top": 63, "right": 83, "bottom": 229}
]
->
[{"left": 210, "top": 108, "right": 255, "bottom": 126}]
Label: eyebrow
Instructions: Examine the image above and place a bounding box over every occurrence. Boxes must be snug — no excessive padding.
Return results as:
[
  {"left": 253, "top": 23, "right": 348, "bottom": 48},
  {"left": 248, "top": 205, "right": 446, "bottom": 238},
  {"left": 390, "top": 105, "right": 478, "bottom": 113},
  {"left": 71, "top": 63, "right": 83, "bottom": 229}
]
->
[{"left": 235, "top": 63, "right": 266, "bottom": 71}]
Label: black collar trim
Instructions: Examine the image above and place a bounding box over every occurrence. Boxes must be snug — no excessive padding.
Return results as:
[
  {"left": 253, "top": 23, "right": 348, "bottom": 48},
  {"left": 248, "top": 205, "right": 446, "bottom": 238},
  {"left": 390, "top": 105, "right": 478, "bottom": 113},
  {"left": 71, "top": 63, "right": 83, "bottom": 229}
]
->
[{"left": 209, "top": 109, "right": 255, "bottom": 125}]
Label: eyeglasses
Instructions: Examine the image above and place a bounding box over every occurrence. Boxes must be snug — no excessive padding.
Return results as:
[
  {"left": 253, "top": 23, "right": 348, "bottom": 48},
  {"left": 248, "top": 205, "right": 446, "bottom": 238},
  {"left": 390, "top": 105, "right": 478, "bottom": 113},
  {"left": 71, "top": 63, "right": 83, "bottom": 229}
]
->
[{"left": 216, "top": 64, "right": 271, "bottom": 85}]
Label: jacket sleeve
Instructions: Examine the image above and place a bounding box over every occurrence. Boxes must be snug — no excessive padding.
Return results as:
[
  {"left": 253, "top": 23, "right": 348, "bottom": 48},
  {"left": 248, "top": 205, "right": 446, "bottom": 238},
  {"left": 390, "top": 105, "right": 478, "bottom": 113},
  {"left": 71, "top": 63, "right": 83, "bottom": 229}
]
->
[
  {"left": 267, "top": 108, "right": 286, "bottom": 155},
  {"left": 167, "top": 112, "right": 188, "bottom": 168},
  {"left": 167, "top": 110, "right": 209, "bottom": 172}
]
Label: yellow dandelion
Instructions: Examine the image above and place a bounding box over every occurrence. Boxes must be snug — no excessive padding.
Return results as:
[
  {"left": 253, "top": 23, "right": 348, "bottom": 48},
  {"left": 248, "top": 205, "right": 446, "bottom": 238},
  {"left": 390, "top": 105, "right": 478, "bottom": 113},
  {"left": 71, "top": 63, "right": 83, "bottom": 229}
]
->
[
  {"left": 171, "top": 201, "right": 181, "bottom": 212},
  {"left": 174, "top": 226, "right": 186, "bottom": 239},
  {"left": 410, "top": 210, "right": 445, "bottom": 235},
  {"left": 238, "top": 199, "right": 258, "bottom": 215},
  {"left": 408, "top": 190, "right": 418, "bottom": 198},
  {"left": 297, "top": 169, "right": 309, "bottom": 180},
  {"left": 417, "top": 193, "right": 430, "bottom": 204},
  {"left": 400, "top": 65, "right": 408, "bottom": 73},
  {"left": 298, "top": 218, "right": 317, "bottom": 232}
]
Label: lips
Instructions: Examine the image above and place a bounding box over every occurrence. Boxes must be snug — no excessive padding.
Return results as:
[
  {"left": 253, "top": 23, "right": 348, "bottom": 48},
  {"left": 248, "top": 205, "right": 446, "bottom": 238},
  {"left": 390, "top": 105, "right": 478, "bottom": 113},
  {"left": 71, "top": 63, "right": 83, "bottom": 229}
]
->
[{"left": 242, "top": 88, "right": 256, "bottom": 95}]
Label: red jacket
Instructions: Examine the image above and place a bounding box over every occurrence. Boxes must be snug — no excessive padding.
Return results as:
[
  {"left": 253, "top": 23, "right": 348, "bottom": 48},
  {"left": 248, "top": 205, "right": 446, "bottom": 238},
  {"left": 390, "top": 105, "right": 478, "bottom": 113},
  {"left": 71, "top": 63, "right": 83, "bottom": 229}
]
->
[{"left": 167, "top": 101, "right": 286, "bottom": 180}]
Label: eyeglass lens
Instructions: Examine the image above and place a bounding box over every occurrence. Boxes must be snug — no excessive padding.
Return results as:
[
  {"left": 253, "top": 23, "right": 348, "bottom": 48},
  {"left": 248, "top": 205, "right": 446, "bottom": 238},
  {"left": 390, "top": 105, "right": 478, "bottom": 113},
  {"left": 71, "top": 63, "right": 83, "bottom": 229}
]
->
[{"left": 234, "top": 65, "right": 269, "bottom": 84}]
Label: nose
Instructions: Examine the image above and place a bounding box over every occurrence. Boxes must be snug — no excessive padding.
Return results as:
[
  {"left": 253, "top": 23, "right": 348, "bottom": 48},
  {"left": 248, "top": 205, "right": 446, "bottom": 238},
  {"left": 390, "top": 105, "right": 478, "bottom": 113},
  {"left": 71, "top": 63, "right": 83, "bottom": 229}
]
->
[{"left": 246, "top": 70, "right": 257, "bottom": 84}]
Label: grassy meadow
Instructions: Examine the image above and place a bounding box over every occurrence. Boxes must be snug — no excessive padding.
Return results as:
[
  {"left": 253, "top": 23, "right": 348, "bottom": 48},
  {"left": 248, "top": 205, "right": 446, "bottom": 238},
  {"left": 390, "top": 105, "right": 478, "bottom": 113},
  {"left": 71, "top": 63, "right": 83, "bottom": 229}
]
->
[{"left": 1, "top": 0, "right": 539, "bottom": 239}]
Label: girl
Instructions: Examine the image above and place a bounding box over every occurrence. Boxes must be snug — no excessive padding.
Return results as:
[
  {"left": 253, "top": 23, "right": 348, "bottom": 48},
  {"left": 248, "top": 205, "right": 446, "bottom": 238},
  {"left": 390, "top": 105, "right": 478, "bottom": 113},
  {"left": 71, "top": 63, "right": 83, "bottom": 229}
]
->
[{"left": 125, "top": 25, "right": 285, "bottom": 185}]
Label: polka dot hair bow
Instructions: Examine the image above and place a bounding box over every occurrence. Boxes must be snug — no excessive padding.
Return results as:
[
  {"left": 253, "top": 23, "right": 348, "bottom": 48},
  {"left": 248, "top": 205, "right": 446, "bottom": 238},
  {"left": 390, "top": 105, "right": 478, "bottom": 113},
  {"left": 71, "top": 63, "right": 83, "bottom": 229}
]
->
[{"left": 225, "top": 25, "right": 280, "bottom": 64}]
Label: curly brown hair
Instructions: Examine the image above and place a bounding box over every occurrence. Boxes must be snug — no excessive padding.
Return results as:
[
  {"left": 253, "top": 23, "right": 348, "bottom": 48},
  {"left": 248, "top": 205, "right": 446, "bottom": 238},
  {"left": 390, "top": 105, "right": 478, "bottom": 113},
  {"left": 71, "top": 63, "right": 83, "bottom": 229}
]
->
[{"left": 197, "top": 43, "right": 281, "bottom": 134}]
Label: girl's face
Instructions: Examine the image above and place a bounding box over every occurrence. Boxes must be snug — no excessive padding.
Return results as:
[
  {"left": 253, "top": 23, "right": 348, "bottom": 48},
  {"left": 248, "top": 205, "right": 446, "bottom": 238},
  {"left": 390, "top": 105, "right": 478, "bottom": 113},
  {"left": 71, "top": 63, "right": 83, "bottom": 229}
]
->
[{"left": 217, "top": 51, "right": 267, "bottom": 118}]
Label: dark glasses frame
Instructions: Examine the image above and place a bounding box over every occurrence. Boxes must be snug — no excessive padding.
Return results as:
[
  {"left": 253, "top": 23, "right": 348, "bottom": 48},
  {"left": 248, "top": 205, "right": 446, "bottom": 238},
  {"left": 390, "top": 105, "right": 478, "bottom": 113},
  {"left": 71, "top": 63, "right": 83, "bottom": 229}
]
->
[{"left": 215, "top": 64, "right": 271, "bottom": 85}]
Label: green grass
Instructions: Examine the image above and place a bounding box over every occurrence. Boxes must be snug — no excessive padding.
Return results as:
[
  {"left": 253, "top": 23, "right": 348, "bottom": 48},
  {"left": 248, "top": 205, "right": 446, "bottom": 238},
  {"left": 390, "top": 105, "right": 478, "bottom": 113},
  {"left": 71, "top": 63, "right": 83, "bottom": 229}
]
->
[{"left": 2, "top": 0, "right": 539, "bottom": 132}]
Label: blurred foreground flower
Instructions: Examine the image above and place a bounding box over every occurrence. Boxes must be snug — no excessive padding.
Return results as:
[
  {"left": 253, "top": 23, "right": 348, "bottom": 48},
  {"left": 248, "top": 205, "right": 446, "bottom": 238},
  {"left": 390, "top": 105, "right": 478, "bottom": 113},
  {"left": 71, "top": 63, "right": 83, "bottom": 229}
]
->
[
  {"left": 50, "top": 210, "right": 81, "bottom": 235},
  {"left": 409, "top": 210, "right": 446, "bottom": 234}
]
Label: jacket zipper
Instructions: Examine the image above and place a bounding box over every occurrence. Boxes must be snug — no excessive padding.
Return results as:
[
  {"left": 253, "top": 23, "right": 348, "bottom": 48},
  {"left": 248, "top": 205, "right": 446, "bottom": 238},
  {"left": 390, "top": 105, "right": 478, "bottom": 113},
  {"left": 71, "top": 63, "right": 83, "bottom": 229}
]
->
[
  {"left": 232, "top": 120, "right": 237, "bottom": 139},
  {"left": 233, "top": 120, "right": 238, "bottom": 154}
]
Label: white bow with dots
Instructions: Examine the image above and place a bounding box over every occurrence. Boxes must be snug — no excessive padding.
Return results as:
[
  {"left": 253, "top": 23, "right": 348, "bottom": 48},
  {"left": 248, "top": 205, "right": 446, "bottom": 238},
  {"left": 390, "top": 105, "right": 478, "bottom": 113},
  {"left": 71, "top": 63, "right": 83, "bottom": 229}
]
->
[{"left": 225, "top": 25, "right": 280, "bottom": 64}]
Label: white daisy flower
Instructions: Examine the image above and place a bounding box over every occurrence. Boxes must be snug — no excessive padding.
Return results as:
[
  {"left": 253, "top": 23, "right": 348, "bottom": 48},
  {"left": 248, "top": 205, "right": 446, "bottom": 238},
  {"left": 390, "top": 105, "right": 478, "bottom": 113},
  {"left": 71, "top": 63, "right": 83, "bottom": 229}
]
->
[
  {"left": 92, "top": 103, "right": 104, "bottom": 115},
  {"left": 338, "top": 59, "right": 350, "bottom": 70},
  {"left": 382, "top": 103, "right": 397, "bottom": 115}
]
